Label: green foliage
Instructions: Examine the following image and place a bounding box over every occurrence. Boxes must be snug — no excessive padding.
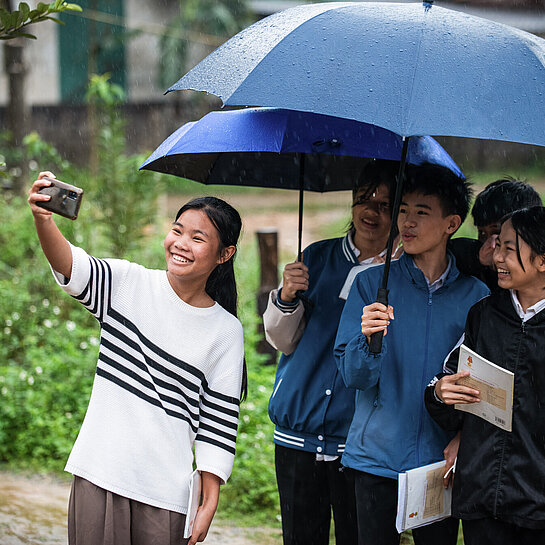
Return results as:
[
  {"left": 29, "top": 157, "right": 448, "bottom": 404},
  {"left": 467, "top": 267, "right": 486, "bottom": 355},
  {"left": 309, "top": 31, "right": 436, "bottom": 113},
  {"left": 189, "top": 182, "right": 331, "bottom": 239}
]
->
[
  {"left": 0, "top": 195, "right": 98, "bottom": 469},
  {"left": 0, "top": 1, "right": 82, "bottom": 40},
  {"left": 219, "top": 243, "right": 280, "bottom": 525},
  {"left": 84, "top": 74, "right": 166, "bottom": 258},
  {"left": 0, "top": 129, "right": 74, "bottom": 190}
]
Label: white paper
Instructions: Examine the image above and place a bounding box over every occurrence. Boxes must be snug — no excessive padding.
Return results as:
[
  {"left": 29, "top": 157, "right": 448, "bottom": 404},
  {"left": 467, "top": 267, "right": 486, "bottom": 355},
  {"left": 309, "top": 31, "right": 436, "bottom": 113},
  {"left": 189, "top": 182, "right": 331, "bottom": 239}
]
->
[
  {"left": 455, "top": 344, "right": 514, "bottom": 432},
  {"left": 183, "top": 470, "right": 201, "bottom": 539},
  {"left": 396, "top": 460, "right": 452, "bottom": 533}
]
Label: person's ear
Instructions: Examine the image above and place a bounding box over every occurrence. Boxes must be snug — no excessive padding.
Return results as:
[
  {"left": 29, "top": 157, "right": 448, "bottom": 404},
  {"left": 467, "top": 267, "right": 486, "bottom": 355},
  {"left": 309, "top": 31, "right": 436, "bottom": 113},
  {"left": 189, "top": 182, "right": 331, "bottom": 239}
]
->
[
  {"left": 534, "top": 254, "right": 545, "bottom": 273},
  {"left": 218, "top": 245, "right": 236, "bottom": 264},
  {"left": 445, "top": 214, "right": 462, "bottom": 235}
]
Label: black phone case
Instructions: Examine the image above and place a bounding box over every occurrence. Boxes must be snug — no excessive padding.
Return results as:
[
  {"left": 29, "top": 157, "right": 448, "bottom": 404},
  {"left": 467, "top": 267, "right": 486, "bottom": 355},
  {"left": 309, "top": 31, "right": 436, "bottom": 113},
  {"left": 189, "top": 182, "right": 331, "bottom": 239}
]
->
[{"left": 37, "top": 178, "right": 84, "bottom": 220}]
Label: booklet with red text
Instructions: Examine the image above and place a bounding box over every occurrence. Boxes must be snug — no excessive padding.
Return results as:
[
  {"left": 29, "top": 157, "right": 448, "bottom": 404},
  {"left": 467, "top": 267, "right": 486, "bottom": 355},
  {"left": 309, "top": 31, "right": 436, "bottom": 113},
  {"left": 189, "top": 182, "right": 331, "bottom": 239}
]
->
[{"left": 396, "top": 460, "right": 452, "bottom": 532}]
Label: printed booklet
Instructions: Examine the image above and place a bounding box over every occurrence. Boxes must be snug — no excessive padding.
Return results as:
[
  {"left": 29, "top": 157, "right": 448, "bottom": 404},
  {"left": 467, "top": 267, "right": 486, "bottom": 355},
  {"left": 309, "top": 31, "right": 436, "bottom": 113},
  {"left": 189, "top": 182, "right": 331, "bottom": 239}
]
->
[
  {"left": 455, "top": 344, "right": 514, "bottom": 432},
  {"left": 396, "top": 460, "right": 452, "bottom": 533}
]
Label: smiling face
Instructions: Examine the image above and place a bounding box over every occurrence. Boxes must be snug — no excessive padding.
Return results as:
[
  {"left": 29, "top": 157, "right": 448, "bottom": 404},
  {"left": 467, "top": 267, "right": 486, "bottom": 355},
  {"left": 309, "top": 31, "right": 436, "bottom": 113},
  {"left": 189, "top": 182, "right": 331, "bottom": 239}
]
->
[
  {"left": 164, "top": 209, "right": 225, "bottom": 286},
  {"left": 494, "top": 219, "right": 545, "bottom": 292},
  {"left": 398, "top": 192, "right": 461, "bottom": 258},
  {"left": 352, "top": 183, "right": 392, "bottom": 248}
]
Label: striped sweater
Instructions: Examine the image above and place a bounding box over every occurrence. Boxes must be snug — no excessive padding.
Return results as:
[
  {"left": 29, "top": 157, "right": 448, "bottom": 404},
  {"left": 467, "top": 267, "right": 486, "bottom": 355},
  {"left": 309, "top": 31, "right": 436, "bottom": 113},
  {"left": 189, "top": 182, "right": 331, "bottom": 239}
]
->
[{"left": 52, "top": 244, "right": 244, "bottom": 513}]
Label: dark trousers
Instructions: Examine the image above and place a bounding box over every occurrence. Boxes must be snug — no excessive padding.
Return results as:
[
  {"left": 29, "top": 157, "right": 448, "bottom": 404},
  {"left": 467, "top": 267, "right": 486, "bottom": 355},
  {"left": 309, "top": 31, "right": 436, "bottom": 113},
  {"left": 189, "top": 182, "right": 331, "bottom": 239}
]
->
[
  {"left": 462, "top": 517, "right": 545, "bottom": 545},
  {"left": 68, "top": 476, "right": 187, "bottom": 545},
  {"left": 354, "top": 470, "right": 459, "bottom": 545},
  {"left": 275, "top": 444, "right": 358, "bottom": 545}
]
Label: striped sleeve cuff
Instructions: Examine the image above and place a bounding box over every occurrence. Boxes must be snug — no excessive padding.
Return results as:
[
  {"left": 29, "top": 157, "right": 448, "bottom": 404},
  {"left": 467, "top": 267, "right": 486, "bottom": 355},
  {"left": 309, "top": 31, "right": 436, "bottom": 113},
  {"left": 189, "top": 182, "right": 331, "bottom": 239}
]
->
[{"left": 275, "top": 290, "right": 300, "bottom": 313}]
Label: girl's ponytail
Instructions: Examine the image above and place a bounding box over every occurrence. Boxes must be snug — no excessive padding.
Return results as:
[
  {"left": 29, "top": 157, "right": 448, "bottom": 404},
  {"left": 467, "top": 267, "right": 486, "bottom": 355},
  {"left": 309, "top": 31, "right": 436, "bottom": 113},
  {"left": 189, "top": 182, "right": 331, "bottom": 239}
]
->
[{"left": 175, "top": 197, "right": 247, "bottom": 401}]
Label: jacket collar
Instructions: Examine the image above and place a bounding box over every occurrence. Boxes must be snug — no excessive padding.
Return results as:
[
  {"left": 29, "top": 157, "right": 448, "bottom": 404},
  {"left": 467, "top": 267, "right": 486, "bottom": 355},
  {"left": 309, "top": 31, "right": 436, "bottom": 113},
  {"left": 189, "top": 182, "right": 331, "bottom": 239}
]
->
[
  {"left": 399, "top": 250, "right": 460, "bottom": 291},
  {"left": 342, "top": 232, "right": 359, "bottom": 264},
  {"left": 492, "top": 288, "right": 545, "bottom": 326}
]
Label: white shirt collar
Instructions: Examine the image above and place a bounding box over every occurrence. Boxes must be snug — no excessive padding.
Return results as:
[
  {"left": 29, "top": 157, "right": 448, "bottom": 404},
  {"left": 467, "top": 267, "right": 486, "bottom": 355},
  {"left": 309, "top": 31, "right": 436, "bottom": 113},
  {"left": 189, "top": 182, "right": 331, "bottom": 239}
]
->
[
  {"left": 509, "top": 290, "right": 545, "bottom": 322},
  {"left": 413, "top": 256, "right": 452, "bottom": 293},
  {"left": 347, "top": 231, "right": 387, "bottom": 264}
]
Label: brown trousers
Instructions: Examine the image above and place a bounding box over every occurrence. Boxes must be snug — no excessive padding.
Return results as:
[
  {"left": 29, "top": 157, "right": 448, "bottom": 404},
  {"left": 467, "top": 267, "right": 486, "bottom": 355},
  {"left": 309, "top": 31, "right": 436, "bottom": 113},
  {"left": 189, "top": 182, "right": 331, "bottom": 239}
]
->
[{"left": 68, "top": 476, "right": 188, "bottom": 545}]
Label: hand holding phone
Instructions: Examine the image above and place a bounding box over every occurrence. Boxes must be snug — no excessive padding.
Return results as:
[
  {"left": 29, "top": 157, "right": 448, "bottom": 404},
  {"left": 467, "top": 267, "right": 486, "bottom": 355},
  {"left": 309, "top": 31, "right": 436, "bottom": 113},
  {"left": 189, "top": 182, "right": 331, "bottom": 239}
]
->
[{"left": 36, "top": 177, "right": 84, "bottom": 220}]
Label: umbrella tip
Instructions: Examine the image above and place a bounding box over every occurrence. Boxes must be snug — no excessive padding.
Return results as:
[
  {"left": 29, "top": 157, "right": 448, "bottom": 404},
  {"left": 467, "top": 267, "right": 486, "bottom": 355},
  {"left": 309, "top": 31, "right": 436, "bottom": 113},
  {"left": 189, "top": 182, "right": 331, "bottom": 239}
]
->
[{"left": 423, "top": 0, "right": 433, "bottom": 11}]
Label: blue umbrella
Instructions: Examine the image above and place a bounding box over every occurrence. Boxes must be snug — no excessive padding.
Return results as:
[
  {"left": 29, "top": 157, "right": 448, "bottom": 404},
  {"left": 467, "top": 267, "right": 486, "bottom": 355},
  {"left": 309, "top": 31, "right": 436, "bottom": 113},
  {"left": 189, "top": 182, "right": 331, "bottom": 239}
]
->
[
  {"left": 166, "top": 1, "right": 545, "bottom": 351},
  {"left": 140, "top": 107, "right": 462, "bottom": 257},
  {"left": 168, "top": 1, "right": 545, "bottom": 147}
]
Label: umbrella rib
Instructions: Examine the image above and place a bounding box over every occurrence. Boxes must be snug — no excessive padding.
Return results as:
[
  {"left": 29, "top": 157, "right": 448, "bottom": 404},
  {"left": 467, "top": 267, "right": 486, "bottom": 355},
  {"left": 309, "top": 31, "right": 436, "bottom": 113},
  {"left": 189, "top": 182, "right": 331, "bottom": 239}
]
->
[{"left": 403, "top": 12, "right": 427, "bottom": 137}]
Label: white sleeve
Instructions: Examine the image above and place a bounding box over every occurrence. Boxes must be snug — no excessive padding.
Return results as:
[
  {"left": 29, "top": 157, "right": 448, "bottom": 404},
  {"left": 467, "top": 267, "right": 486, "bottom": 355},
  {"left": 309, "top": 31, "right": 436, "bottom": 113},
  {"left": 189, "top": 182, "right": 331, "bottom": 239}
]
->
[
  {"left": 195, "top": 319, "right": 244, "bottom": 484},
  {"left": 50, "top": 243, "right": 130, "bottom": 322},
  {"left": 263, "top": 289, "right": 306, "bottom": 355}
]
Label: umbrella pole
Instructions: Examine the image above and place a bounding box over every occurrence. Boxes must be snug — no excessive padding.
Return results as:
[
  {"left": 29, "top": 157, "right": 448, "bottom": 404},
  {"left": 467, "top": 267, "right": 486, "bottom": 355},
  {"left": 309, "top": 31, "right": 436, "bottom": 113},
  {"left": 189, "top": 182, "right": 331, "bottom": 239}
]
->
[
  {"left": 369, "top": 136, "right": 411, "bottom": 354},
  {"left": 297, "top": 153, "right": 305, "bottom": 261}
]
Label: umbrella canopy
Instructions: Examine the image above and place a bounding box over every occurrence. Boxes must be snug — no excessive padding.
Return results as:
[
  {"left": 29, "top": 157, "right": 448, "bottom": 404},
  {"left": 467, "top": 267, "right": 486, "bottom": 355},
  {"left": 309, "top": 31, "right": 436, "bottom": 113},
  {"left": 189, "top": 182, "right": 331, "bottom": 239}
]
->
[
  {"left": 140, "top": 107, "right": 462, "bottom": 191},
  {"left": 141, "top": 107, "right": 462, "bottom": 260},
  {"left": 168, "top": 1, "right": 545, "bottom": 147}
]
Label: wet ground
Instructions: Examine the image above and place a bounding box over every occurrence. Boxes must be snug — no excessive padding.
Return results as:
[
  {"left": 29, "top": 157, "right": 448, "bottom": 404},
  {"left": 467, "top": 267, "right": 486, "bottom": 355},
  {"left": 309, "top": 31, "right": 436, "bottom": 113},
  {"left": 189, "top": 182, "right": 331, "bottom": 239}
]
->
[
  {"left": 0, "top": 471, "right": 68, "bottom": 545},
  {"left": 0, "top": 471, "right": 281, "bottom": 545}
]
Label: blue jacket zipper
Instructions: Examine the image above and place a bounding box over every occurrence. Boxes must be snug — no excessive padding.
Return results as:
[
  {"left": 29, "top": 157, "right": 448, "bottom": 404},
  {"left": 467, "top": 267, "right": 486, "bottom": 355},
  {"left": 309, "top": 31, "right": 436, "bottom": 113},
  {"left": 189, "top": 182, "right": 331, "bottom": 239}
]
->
[{"left": 416, "top": 289, "right": 434, "bottom": 467}]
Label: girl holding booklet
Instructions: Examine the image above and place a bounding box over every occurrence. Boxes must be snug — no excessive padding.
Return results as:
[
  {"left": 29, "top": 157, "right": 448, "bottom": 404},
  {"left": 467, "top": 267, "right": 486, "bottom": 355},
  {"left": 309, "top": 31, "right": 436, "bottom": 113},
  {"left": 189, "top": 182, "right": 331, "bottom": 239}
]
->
[
  {"left": 425, "top": 206, "right": 545, "bottom": 545},
  {"left": 29, "top": 172, "right": 246, "bottom": 545}
]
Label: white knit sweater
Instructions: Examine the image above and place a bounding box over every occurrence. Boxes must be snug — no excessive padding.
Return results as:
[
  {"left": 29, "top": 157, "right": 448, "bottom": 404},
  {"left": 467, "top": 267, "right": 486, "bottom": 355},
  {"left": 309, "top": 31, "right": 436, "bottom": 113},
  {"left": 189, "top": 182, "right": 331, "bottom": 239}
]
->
[{"left": 52, "top": 244, "right": 244, "bottom": 513}]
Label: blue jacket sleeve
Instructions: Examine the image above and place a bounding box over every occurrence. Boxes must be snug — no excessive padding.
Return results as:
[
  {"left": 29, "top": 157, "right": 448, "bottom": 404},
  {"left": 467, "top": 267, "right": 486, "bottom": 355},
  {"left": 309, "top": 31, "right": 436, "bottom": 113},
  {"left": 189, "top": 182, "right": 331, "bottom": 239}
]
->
[{"left": 334, "top": 272, "right": 386, "bottom": 390}]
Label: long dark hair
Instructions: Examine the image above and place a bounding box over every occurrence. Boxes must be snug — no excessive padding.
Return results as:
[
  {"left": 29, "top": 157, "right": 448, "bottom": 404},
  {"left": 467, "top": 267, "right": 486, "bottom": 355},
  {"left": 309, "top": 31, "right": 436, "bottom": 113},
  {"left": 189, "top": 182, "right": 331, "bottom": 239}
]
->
[
  {"left": 346, "top": 159, "right": 399, "bottom": 233},
  {"left": 175, "top": 196, "right": 247, "bottom": 401},
  {"left": 502, "top": 206, "right": 545, "bottom": 272}
]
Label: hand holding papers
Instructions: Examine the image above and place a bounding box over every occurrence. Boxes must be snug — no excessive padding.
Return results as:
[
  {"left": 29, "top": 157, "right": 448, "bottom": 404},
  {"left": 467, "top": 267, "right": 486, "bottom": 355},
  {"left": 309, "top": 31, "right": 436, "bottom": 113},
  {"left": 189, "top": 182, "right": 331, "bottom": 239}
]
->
[
  {"left": 396, "top": 461, "right": 452, "bottom": 533},
  {"left": 455, "top": 345, "right": 514, "bottom": 431}
]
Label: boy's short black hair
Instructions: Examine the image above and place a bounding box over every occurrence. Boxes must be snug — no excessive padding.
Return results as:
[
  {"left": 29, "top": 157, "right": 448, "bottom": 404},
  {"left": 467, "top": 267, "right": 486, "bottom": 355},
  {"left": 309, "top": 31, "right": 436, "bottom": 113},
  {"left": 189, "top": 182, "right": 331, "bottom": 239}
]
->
[
  {"left": 402, "top": 163, "right": 472, "bottom": 223},
  {"left": 471, "top": 178, "right": 542, "bottom": 227}
]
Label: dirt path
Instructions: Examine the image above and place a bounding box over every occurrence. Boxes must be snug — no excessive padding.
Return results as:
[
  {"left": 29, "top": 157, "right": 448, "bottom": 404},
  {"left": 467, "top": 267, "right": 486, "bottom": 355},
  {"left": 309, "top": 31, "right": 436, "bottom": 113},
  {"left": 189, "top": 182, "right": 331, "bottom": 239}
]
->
[{"left": 0, "top": 471, "right": 281, "bottom": 545}]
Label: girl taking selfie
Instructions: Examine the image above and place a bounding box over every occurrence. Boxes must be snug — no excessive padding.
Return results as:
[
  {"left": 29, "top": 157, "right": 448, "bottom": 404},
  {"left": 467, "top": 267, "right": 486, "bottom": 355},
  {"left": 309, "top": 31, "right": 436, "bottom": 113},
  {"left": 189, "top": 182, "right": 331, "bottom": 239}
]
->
[{"left": 29, "top": 171, "right": 246, "bottom": 545}]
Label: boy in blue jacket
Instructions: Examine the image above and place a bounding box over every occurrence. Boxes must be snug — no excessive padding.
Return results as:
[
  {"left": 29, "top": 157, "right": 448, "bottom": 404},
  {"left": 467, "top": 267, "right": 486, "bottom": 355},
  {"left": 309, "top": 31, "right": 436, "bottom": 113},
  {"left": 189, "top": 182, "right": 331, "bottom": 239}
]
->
[{"left": 334, "top": 164, "right": 489, "bottom": 545}]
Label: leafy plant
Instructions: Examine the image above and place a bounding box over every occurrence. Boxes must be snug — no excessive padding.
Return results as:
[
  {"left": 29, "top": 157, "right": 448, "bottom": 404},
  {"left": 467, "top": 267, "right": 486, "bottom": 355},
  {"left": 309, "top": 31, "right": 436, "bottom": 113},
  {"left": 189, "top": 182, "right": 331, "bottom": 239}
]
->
[
  {"left": 84, "top": 74, "right": 165, "bottom": 258},
  {"left": 0, "top": 1, "right": 82, "bottom": 41}
]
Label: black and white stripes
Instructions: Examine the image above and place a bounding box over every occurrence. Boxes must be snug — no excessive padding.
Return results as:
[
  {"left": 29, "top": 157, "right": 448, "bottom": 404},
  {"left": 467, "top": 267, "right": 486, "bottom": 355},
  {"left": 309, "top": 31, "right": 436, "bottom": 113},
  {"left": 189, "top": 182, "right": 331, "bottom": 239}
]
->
[{"left": 72, "top": 254, "right": 241, "bottom": 458}]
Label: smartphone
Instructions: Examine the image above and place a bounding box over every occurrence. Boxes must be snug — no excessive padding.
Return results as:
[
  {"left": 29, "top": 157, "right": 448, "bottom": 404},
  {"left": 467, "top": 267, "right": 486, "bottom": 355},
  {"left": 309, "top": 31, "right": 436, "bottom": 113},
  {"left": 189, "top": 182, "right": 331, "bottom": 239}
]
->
[{"left": 37, "top": 177, "right": 84, "bottom": 220}]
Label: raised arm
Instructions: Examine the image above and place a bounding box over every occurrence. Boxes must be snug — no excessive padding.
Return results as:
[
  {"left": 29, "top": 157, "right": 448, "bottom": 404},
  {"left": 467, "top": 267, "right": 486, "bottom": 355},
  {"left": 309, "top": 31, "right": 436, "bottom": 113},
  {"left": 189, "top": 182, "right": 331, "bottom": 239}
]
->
[{"left": 28, "top": 171, "right": 72, "bottom": 279}]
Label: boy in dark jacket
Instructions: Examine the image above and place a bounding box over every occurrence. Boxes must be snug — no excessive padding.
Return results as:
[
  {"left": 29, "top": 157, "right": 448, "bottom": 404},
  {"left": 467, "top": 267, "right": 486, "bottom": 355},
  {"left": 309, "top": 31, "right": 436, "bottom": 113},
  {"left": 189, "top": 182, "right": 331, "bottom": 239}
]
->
[
  {"left": 449, "top": 178, "right": 541, "bottom": 291},
  {"left": 334, "top": 164, "right": 489, "bottom": 545}
]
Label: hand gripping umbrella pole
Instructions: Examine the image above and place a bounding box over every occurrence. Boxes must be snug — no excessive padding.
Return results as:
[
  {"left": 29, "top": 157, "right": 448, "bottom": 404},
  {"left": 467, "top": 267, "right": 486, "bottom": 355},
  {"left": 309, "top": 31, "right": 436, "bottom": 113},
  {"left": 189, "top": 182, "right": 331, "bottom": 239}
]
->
[{"left": 369, "top": 136, "right": 410, "bottom": 354}]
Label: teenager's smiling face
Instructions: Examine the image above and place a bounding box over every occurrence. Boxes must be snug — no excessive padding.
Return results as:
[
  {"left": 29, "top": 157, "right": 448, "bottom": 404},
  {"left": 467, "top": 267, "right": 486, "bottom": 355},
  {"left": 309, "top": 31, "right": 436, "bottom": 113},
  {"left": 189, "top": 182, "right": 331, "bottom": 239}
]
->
[
  {"left": 164, "top": 209, "right": 223, "bottom": 284},
  {"left": 398, "top": 192, "right": 460, "bottom": 257},
  {"left": 494, "top": 219, "right": 543, "bottom": 292},
  {"left": 352, "top": 183, "right": 392, "bottom": 244}
]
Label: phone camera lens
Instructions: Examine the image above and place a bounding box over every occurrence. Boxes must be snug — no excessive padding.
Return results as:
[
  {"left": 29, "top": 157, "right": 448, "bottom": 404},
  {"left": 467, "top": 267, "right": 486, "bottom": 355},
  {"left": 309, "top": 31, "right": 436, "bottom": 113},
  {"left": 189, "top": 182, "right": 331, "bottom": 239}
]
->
[{"left": 68, "top": 191, "right": 77, "bottom": 199}]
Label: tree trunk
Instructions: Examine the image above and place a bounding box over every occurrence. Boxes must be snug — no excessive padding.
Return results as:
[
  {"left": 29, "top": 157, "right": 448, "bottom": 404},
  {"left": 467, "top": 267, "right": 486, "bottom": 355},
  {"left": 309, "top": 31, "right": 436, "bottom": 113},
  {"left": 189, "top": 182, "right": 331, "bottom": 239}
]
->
[{"left": 2, "top": 0, "right": 30, "bottom": 196}]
